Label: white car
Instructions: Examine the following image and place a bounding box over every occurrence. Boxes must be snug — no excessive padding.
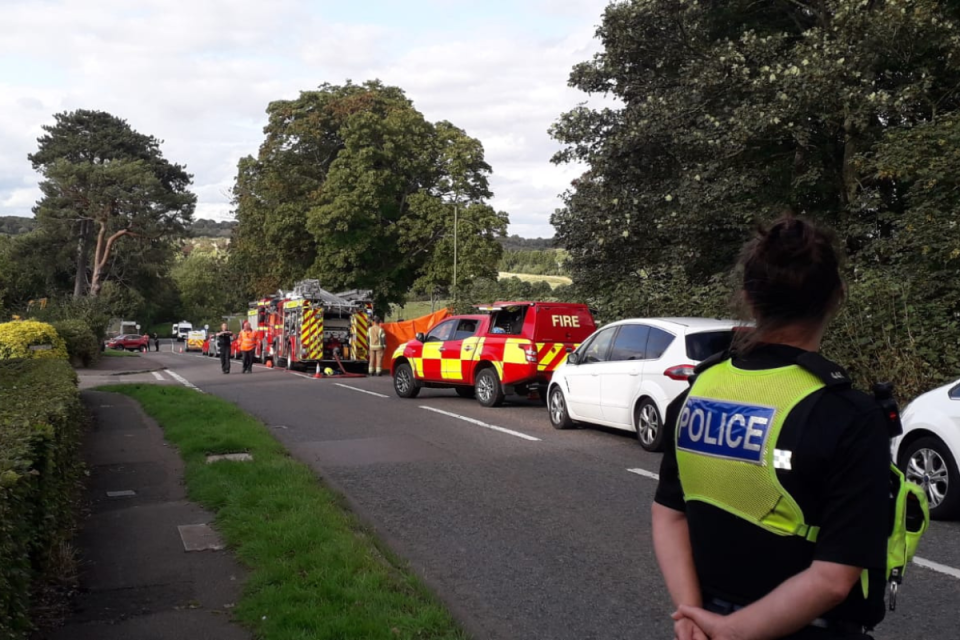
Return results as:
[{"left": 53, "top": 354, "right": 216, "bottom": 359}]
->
[
  {"left": 894, "top": 378, "right": 960, "bottom": 520},
  {"left": 547, "top": 318, "right": 741, "bottom": 451}
]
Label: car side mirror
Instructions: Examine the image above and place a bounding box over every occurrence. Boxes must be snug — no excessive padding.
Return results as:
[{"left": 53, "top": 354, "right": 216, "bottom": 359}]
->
[
  {"left": 567, "top": 352, "right": 580, "bottom": 365},
  {"left": 415, "top": 332, "right": 425, "bottom": 342}
]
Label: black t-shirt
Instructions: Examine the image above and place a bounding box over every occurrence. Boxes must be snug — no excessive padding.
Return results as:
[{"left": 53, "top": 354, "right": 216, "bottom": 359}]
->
[
  {"left": 654, "top": 344, "right": 890, "bottom": 627},
  {"left": 217, "top": 332, "right": 233, "bottom": 349}
]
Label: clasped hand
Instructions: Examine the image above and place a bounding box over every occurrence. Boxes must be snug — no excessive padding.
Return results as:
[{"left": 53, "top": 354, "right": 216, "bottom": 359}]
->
[{"left": 672, "top": 605, "right": 746, "bottom": 640}]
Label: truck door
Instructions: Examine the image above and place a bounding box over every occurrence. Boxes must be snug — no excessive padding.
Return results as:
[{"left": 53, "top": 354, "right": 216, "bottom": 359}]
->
[
  {"left": 441, "top": 318, "right": 480, "bottom": 382},
  {"left": 419, "top": 319, "right": 457, "bottom": 382}
]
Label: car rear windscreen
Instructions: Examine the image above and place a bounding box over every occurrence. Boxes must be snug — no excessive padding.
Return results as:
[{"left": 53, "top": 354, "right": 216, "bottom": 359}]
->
[{"left": 685, "top": 330, "right": 735, "bottom": 362}]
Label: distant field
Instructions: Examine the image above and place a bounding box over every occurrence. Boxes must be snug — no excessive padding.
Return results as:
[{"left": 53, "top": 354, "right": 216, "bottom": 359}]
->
[
  {"left": 387, "top": 300, "right": 450, "bottom": 322},
  {"left": 498, "top": 272, "right": 572, "bottom": 288}
]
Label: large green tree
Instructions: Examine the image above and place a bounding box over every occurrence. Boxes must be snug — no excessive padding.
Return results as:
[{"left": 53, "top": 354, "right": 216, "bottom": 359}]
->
[
  {"left": 232, "top": 81, "right": 508, "bottom": 310},
  {"left": 29, "top": 110, "right": 195, "bottom": 298},
  {"left": 171, "top": 246, "right": 246, "bottom": 326},
  {"left": 552, "top": 0, "right": 960, "bottom": 395}
]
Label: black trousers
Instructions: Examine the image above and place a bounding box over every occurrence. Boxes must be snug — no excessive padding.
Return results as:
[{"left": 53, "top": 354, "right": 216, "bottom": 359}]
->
[
  {"left": 220, "top": 348, "right": 231, "bottom": 373},
  {"left": 242, "top": 349, "right": 254, "bottom": 372}
]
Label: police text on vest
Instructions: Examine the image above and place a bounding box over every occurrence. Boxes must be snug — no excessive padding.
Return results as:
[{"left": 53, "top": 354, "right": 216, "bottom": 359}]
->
[{"left": 676, "top": 397, "right": 776, "bottom": 464}]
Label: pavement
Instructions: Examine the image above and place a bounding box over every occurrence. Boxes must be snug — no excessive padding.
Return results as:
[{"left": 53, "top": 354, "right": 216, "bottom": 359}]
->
[
  {"left": 78, "top": 341, "right": 182, "bottom": 389},
  {"left": 77, "top": 350, "right": 960, "bottom": 640},
  {"left": 37, "top": 390, "right": 249, "bottom": 640}
]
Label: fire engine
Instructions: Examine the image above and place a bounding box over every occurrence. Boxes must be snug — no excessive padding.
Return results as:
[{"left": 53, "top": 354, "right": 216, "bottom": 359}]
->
[{"left": 245, "top": 280, "right": 374, "bottom": 374}]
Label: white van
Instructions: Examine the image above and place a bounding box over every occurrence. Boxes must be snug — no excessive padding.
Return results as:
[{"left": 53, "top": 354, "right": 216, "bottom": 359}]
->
[{"left": 172, "top": 321, "right": 193, "bottom": 342}]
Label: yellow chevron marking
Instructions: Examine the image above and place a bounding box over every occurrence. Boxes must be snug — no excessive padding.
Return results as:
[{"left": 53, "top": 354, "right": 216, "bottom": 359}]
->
[{"left": 537, "top": 343, "right": 563, "bottom": 371}]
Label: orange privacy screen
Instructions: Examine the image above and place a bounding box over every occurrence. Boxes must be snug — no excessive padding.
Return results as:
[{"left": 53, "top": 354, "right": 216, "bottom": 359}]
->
[{"left": 381, "top": 308, "right": 452, "bottom": 370}]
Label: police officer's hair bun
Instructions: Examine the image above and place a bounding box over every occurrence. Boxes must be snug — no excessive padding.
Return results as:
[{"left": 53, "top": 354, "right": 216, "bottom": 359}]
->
[{"left": 739, "top": 214, "right": 844, "bottom": 331}]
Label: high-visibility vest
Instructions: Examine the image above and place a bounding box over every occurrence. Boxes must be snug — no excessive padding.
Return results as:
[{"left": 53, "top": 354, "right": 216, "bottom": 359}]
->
[
  {"left": 676, "top": 356, "right": 930, "bottom": 602},
  {"left": 239, "top": 330, "right": 257, "bottom": 351},
  {"left": 676, "top": 359, "right": 824, "bottom": 541}
]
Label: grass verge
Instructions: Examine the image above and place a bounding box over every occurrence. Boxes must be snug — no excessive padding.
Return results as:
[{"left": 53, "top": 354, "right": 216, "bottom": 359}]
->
[
  {"left": 97, "top": 384, "right": 464, "bottom": 640},
  {"left": 101, "top": 350, "right": 140, "bottom": 358}
]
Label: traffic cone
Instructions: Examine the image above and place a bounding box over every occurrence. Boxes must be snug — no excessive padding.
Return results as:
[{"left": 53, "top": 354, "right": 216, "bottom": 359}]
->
[
  {"left": 313, "top": 363, "right": 322, "bottom": 379},
  {"left": 179, "top": 345, "right": 183, "bottom": 354}
]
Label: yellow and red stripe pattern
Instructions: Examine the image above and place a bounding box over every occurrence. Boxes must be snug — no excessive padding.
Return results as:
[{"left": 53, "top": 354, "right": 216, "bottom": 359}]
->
[
  {"left": 352, "top": 312, "right": 370, "bottom": 361},
  {"left": 394, "top": 334, "right": 581, "bottom": 386},
  {"left": 301, "top": 304, "right": 324, "bottom": 361},
  {"left": 536, "top": 342, "right": 576, "bottom": 373}
]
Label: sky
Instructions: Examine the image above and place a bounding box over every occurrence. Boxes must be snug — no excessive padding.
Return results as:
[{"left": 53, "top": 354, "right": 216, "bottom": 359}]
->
[{"left": 0, "top": 0, "right": 612, "bottom": 238}]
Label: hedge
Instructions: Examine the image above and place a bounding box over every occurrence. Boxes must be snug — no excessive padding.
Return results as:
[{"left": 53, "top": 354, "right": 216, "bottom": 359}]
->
[
  {"left": 0, "top": 321, "right": 68, "bottom": 361},
  {"left": 51, "top": 320, "right": 100, "bottom": 368},
  {"left": 0, "top": 359, "right": 83, "bottom": 637}
]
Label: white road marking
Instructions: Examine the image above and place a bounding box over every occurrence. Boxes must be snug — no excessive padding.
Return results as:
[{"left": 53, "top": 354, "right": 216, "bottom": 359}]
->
[
  {"left": 289, "top": 371, "right": 315, "bottom": 380},
  {"left": 913, "top": 556, "right": 960, "bottom": 581},
  {"left": 165, "top": 369, "right": 203, "bottom": 393},
  {"left": 624, "top": 469, "right": 960, "bottom": 582},
  {"left": 419, "top": 406, "right": 541, "bottom": 442},
  {"left": 335, "top": 383, "right": 389, "bottom": 398},
  {"left": 151, "top": 371, "right": 165, "bottom": 381},
  {"left": 627, "top": 468, "right": 660, "bottom": 481}
]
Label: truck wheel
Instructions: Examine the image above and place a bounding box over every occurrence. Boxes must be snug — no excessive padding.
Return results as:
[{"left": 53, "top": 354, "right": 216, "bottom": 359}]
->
[
  {"left": 455, "top": 387, "right": 475, "bottom": 399},
  {"left": 548, "top": 386, "right": 574, "bottom": 429},
  {"left": 475, "top": 368, "right": 505, "bottom": 407},
  {"left": 393, "top": 363, "right": 421, "bottom": 398}
]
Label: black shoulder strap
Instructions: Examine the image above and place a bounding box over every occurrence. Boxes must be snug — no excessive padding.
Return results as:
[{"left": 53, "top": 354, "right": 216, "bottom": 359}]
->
[
  {"left": 694, "top": 349, "right": 730, "bottom": 375},
  {"left": 794, "top": 351, "right": 852, "bottom": 389},
  {"left": 688, "top": 349, "right": 731, "bottom": 387}
]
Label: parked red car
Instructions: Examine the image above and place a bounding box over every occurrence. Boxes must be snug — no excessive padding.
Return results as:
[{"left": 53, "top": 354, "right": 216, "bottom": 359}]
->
[{"left": 106, "top": 334, "right": 150, "bottom": 352}]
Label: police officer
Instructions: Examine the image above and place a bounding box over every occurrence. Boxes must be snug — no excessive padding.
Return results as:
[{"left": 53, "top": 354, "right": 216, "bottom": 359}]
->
[
  {"left": 653, "top": 216, "right": 889, "bottom": 640},
  {"left": 216, "top": 323, "right": 233, "bottom": 374}
]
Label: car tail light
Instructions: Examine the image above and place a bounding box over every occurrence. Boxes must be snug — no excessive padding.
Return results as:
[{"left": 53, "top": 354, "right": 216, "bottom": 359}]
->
[
  {"left": 524, "top": 346, "right": 538, "bottom": 363},
  {"left": 664, "top": 365, "right": 696, "bottom": 381}
]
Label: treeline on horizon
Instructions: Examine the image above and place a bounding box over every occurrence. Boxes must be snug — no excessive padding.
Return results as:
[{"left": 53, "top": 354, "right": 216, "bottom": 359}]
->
[{"left": 1, "top": 217, "right": 566, "bottom": 273}]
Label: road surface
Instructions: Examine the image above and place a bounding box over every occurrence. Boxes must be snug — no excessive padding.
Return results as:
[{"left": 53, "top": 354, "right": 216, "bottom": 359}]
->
[{"left": 118, "top": 350, "right": 960, "bottom": 640}]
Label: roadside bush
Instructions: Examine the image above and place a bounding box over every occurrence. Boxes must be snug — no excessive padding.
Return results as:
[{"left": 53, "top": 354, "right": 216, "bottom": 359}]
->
[
  {"left": 51, "top": 320, "right": 100, "bottom": 368},
  {"left": 0, "top": 321, "right": 68, "bottom": 361},
  {"left": 0, "top": 358, "right": 83, "bottom": 636},
  {"left": 29, "top": 297, "right": 112, "bottom": 341}
]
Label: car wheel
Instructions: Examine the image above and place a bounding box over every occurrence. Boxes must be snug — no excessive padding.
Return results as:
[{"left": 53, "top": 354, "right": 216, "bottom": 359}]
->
[
  {"left": 475, "top": 368, "right": 504, "bottom": 407},
  {"left": 393, "top": 363, "right": 421, "bottom": 398},
  {"left": 455, "top": 387, "right": 475, "bottom": 399},
  {"left": 635, "top": 399, "right": 665, "bottom": 452},
  {"left": 548, "top": 386, "right": 574, "bottom": 430},
  {"left": 902, "top": 436, "right": 960, "bottom": 520}
]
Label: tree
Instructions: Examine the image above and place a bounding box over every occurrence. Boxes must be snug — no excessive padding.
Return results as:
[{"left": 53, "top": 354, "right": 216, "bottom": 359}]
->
[
  {"left": 171, "top": 248, "right": 245, "bottom": 325},
  {"left": 232, "top": 81, "right": 507, "bottom": 310},
  {"left": 29, "top": 110, "right": 195, "bottom": 297},
  {"left": 552, "top": 0, "right": 960, "bottom": 394}
]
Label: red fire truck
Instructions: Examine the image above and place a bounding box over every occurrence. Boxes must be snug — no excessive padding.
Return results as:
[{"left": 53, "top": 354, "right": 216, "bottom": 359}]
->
[{"left": 245, "top": 281, "right": 373, "bottom": 374}]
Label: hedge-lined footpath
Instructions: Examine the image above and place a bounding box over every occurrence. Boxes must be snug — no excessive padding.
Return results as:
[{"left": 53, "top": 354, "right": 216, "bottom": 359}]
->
[
  {"left": 102, "top": 384, "right": 465, "bottom": 640},
  {"left": 0, "top": 359, "right": 84, "bottom": 637}
]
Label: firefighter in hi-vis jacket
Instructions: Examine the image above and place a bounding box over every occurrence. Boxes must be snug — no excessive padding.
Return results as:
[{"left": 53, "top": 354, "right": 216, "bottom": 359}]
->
[{"left": 368, "top": 316, "right": 387, "bottom": 376}]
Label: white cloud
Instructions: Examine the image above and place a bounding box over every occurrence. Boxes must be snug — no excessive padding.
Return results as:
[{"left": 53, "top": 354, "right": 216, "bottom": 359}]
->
[{"left": 0, "top": 0, "right": 611, "bottom": 238}]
